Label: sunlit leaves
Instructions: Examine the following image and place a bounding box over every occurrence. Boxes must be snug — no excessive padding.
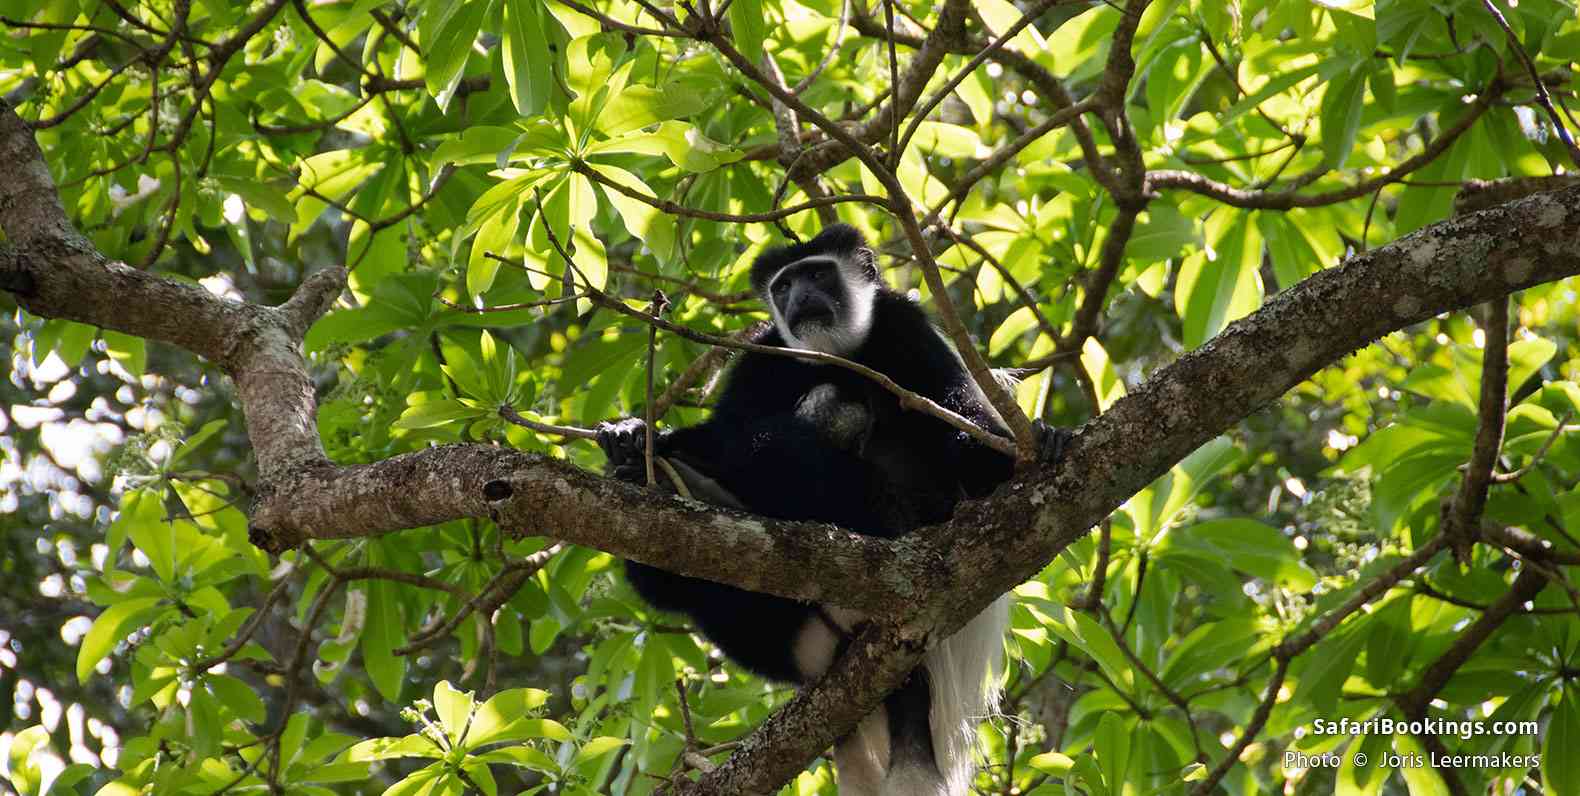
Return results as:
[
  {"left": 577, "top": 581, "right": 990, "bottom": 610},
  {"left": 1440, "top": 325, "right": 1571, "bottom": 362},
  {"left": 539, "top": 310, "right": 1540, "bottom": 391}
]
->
[
  {"left": 1175, "top": 211, "right": 1263, "bottom": 349},
  {"left": 728, "top": 0, "right": 767, "bottom": 63},
  {"left": 1156, "top": 518, "right": 1319, "bottom": 589},
  {"left": 584, "top": 120, "right": 744, "bottom": 172},
  {"left": 501, "top": 0, "right": 553, "bottom": 118},
  {"left": 1319, "top": 61, "right": 1369, "bottom": 169},
  {"left": 4, "top": 726, "right": 94, "bottom": 796},
  {"left": 76, "top": 596, "right": 166, "bottom": 684},
  {"left": 1546, "top": 687, "right": 1580, "bottom": 796},
  {"left": 422, "top": 0, "right": 491, "bottom": 111},
  {"left": 345, "top": 680, "right": 595, "bottom": 794}
]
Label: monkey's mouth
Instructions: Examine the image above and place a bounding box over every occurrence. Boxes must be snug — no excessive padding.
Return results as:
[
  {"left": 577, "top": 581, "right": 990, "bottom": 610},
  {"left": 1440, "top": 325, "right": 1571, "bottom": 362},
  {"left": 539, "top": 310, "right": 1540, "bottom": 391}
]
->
[{"left": 788, "top": 304, "right": 835, "bottom": 330}]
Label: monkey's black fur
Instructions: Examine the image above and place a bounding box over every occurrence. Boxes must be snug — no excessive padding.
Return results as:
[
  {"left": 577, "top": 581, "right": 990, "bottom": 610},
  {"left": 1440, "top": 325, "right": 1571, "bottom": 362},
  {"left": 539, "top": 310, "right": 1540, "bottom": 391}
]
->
[{"left": 599, "top": 224, "right": 1026, "bottom": 683}]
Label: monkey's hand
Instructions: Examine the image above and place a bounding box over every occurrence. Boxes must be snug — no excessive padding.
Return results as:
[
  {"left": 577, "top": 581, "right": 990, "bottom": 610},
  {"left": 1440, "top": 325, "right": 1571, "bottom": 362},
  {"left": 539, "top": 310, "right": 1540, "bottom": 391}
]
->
[
  {"left": 595, "top": 418, "right": 661, "bottom": 485},
  {"left": 1032, "top": 420, "right": 1073, "bottom": 467}
]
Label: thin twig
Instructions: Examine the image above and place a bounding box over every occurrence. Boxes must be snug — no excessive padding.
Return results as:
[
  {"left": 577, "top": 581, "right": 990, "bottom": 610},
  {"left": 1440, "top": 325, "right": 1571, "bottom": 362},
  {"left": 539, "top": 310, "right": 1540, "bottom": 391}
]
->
[
  {"left": 644, "top": 290, "right": 670, "bottom": 487},
  {"left": 1189, "top": 659, "right": 1287, "bottom": 796},
  {"left": 434, "top": 292, "right": 590, "bottom": 313},
  {"left": 1444, "top": 298, "right": 1509, "bottom": 562},
  {"left": 498, "top": 405, "right": 598, "bottom": 440},
  {"left": 792, "top": 0, "right": 851, "bottom": 93},
  {"left": 881, "top": 0, "right": 901, "bottom": 166},
  {"left": 1490, "top": 410, "right": 1575, "bottom": 483}
]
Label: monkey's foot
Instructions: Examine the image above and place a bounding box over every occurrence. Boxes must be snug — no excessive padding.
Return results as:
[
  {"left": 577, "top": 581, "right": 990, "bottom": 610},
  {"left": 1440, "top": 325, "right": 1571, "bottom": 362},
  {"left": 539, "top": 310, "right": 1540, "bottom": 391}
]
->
[{"left": 1032, "top": 420, "right": 1073, "bottom": 467}]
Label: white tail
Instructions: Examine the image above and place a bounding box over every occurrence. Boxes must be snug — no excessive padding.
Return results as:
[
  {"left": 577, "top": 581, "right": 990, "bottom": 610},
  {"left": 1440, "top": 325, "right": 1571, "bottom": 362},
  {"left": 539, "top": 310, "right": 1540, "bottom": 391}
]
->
[{"left": 834, "top": 595, "right": 1010, "bottom": 795}]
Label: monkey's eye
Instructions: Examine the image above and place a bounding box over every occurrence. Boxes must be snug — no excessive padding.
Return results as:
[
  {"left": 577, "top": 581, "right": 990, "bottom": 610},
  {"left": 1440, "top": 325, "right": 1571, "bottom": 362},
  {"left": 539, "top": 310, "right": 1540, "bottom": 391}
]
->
[{"left": 772, "top": 281, "right": 790, "bottom": 296}]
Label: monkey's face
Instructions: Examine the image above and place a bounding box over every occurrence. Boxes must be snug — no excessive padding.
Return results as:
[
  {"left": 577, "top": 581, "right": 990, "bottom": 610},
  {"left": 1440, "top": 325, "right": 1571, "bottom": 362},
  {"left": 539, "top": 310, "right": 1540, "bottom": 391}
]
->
[
  {"left": 764, "top": 257, "right": 874, "bottom": 356},
  {"left": 771, "top": 259, "right": 839, "bottom": 331}
]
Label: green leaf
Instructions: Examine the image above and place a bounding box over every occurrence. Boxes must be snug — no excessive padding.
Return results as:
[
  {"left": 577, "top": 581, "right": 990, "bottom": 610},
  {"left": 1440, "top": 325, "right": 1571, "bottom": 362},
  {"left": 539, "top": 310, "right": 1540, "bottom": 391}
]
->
[
  {"left": 1393, "top": 734, "right": 1449, "bottom": 796},
  {"left": 213, "top": 175, "right": 296, "bottom": 223},
  {"left": 1027, "top": 751, "right": 1074, "bottom": 774},
  {"left": 169, "top": 419, "right": 229, "bottom": 468},
  {"left": 564, "top": 34, "right": 627, "bottom": 136},
  {"left": 585, "top": 121, "right": 744, "bottom": 172},
  {"left": 123, "top": 491, "right": 176, "bottom": 583},
  {"left": 908, "top": 122, "right": 982, "bottom": 159},
  {"left": 1507, "top": 337, "right": 1558, "bottom": 398},
  {"left": 468, "top": 687, "right": 552, "bottom": 746},
  {"left": 424, "top": 0, "right": 489, "bottom": 111},
  {"left": 434, "top": 680, "right": 476, "bottom": 744},
  {"left": 728, "top": 0, "right": 767, "bottom": 63},
  {"left": 434, "top": 127, "right": 528, "bottom": 168},
  {"left": 977, "top": 0, "right": 1047, "bottom": 53},
  {"left": 1258, "top": 211, "right": 1325, "bottom": 286},
  {"left": 462, "top": 761, "right": 499, "bottom": 796},
  {"left": 344, "top": 734, "right": 443, "bottom": 762},
  {"left": 383, "top": 764, "right": 447, "bottom": 796},
  {"left": 588, "top": 163, "right": 677, "bottom": 262},
  {"left": 1094, "top": 712, "right": 1130, "bottom": 796},
  {"left": 77, "top": 596, "right": 164, "bottom": 683},
  {"left": 1127, "top": 203, "right": 1196, "bottom": 264},
  {"left": 8, "top": 726, "right": 46, "bottom": 796},
  {"left": 468, "top": 192, "right": 521, "bottom": 296},
  {"left": 501, "top": 0, "right": 552, "bottom": 117},
  {"left": 1364, "top": 596, "right": 1414, "bottom": 686},
  {"left": 1293, "top": 627, "right": 1367, "bottom": 715},
  {"left": 572, "top": 736, "right": 628, "bottom": 769},
  {"left": 1071, "top": 339, "right": 1124, "bottom": 414},
  {"left": 1175, "top": 215, "right": 1263, "bottom": 349},
  {"left": 394, "top": 398, "right": 488, "bottom": 430},
  {"left": 1319, "top": 65, "right": 1368, "bottom": 169},
  {"left": 300, "top": 762, "right": 375, "bottom": 785},
  {"left": 597, "top": 85, "right": 708, "bottom": 138},
  {"left": 1546, "top": 687, "right": 1580, "bottom": 796},
  {"left": 362, "top": 579, "right": 407, "bottom": 702},
  {"left": 1159, "top": 619, "right": 1260, "bottom": 686},
  {"left": 206, "top": 673, "right": 267, "bottom": 724},
  {"left": 1044, "top": 5, "right": 1119, "bottom": 79},
  {"left": 1071, "top": 753, "right": 1112, "bottom": 796},
  {"left": 473, "top": 745, "right": 558, "bottom": 772},
  {"left": 43, "top": 763, "right": 94, "bottom": 796},
  {"left": 1159, "top": 518, "right": 1318, "bottom": 589},
  {"left": 1048, "top": 608, "right": 1133, "bottom": 690},
  {"left": 1336, "top": 732, "right": 1390, "bottom": 796},
  {"left": 1132, "top": 436, "right": 1240, "bottom": 542},
  {"left": 988, "top": 306, "right": 1040, "bottom": 357}
]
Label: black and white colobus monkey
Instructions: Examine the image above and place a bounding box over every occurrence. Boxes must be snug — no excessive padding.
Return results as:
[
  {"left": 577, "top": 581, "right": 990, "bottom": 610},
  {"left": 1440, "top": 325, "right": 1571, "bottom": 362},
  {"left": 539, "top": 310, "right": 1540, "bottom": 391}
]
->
[{"left": 598, "top": 224, "right": 1064, "bottom": 796}]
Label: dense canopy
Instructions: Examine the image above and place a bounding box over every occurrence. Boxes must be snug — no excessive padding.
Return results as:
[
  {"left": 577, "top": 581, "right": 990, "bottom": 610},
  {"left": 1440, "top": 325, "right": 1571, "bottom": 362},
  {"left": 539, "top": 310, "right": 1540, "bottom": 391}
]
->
[{"left": 2, "top": 0, "right": 1580, "bottom": 795}]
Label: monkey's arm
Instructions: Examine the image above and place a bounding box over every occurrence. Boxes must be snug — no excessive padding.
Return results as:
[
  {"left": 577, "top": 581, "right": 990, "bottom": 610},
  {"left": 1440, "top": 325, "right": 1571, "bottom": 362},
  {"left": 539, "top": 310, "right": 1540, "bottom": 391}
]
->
[{"left": 918, "top": 379, "right": 1070, "bottom": 498}]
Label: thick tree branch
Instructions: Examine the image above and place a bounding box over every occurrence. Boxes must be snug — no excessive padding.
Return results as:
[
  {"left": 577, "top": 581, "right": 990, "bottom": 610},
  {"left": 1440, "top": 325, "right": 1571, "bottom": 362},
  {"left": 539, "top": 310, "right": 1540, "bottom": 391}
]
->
[
  {"left": 933, "top": 185, "right": 1580, "bottom": 620},
  {"left": 246, "top": 444, "right": 936, "bottom": 616},
  {"left": 1444, "top": 298, "right": 1509, "bottom": 561}
]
